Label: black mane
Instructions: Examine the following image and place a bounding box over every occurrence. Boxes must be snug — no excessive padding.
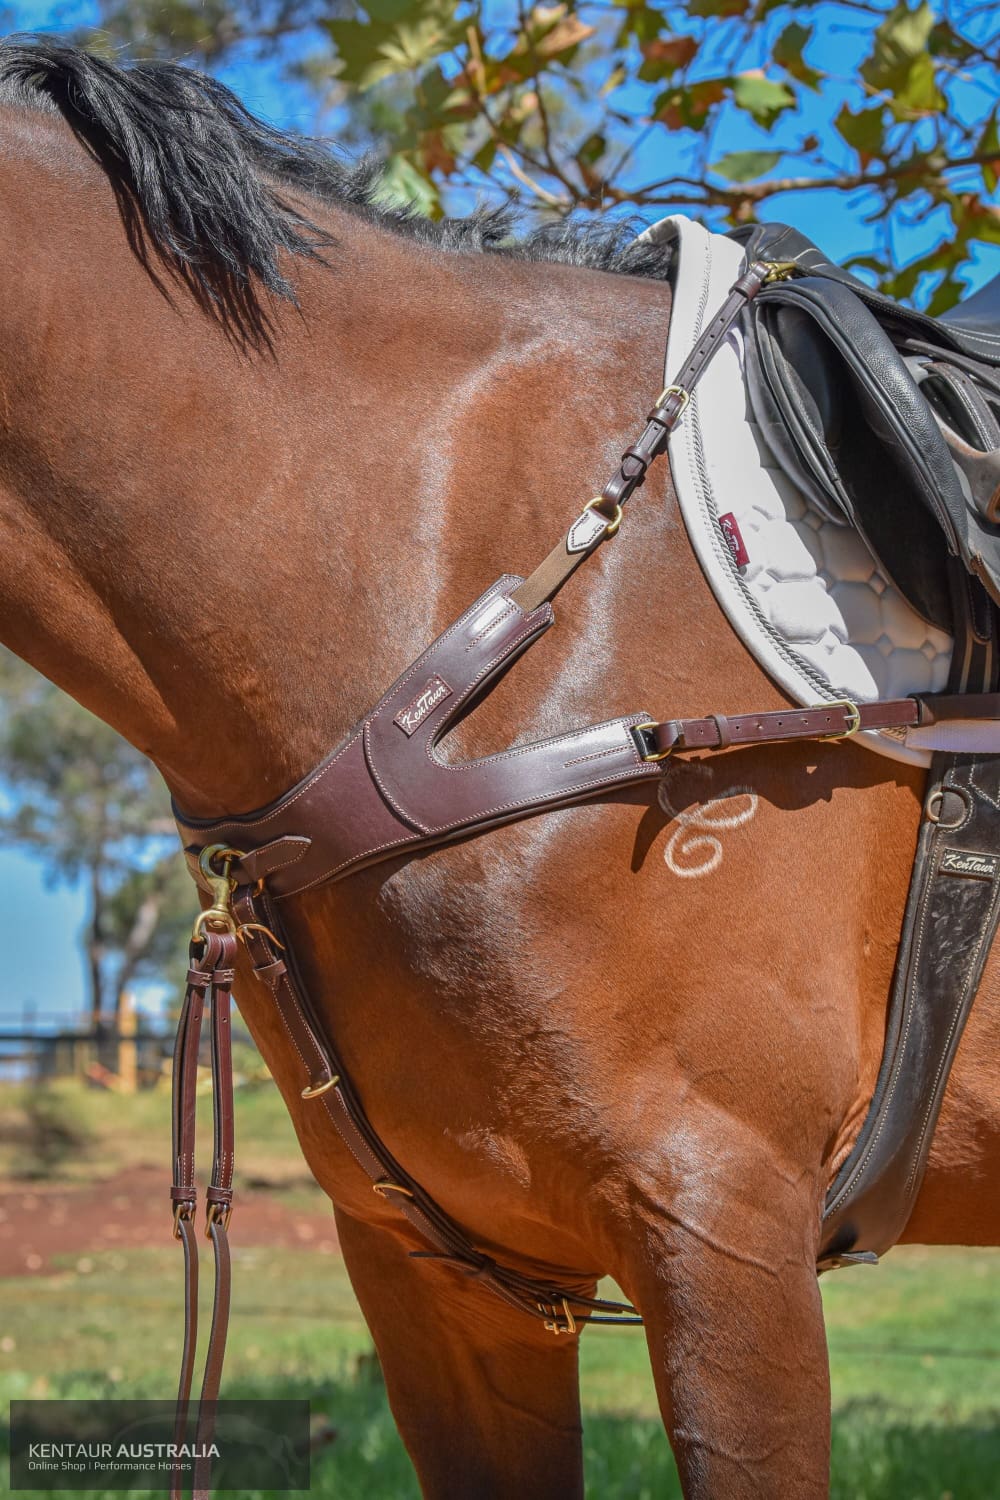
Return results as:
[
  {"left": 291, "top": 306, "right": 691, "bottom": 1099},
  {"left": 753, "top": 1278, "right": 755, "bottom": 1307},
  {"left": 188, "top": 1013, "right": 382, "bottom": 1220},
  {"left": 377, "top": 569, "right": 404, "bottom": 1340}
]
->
[{"left": 0, "top": 34, "right": 674, "bottom": 318}]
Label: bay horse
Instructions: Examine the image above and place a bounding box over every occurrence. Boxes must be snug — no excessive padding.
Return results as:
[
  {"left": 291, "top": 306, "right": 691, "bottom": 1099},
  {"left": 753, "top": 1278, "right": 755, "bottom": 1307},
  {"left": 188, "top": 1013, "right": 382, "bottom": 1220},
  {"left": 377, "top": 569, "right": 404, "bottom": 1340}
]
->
[{"left": 0, "top": 37, "right": 997, "bottom": 1499}]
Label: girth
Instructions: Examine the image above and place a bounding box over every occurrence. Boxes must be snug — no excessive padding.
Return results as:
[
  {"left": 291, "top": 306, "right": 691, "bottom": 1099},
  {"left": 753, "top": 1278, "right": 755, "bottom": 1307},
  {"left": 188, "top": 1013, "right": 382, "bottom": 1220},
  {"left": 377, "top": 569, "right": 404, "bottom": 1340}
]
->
[{"left": 168, "top": 252, "right": 1000, "bottom": 1475}]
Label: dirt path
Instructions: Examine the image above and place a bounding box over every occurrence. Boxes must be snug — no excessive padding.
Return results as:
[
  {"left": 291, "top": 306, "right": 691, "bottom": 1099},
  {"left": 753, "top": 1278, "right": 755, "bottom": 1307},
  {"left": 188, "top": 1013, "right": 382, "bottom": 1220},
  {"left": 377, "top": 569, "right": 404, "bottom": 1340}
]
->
[{"left": 0, "top": 1166, "right": 339, "bottom": 1276}]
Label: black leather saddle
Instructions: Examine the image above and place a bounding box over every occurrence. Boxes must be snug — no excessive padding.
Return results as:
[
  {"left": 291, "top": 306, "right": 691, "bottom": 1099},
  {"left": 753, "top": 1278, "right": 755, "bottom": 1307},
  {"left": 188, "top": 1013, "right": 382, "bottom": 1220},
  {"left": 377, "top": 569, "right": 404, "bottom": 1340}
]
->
[{"left": 731, "top": 222, "right": 1000, "bottom": 632}]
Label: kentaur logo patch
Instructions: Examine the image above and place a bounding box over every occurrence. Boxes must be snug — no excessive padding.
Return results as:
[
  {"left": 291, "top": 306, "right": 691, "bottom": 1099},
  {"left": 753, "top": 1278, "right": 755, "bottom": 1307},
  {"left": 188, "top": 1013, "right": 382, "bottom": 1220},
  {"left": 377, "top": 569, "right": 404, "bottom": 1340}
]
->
[
  {"left": 394, "top": 675, "right": 452, "bottom": 735},
  {"left": 939, "top": 848, "right": 998, "bottom": 880}
]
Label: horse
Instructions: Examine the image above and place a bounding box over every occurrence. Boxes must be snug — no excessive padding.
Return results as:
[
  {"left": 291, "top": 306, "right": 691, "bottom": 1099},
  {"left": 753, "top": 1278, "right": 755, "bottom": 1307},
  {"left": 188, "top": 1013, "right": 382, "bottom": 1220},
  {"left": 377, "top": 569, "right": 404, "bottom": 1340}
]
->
[{"left": 0, "top": 36, "right": 997, "bottom": 1499}]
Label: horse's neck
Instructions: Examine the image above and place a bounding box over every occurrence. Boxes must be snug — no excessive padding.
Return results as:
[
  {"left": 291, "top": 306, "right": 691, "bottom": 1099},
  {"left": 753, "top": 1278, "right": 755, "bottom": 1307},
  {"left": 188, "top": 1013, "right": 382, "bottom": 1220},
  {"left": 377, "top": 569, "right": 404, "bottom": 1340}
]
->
[{"left": 0, "top": 115, "right": 737, "bottom": 817}]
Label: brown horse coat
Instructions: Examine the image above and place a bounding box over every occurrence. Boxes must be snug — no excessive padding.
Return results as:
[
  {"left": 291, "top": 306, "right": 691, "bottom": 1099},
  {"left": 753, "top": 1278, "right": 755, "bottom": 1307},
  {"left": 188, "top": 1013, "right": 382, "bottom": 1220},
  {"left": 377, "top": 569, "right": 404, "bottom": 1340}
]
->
[{"left": 0, "top": 42, "right": 997, "bottom": 1497}]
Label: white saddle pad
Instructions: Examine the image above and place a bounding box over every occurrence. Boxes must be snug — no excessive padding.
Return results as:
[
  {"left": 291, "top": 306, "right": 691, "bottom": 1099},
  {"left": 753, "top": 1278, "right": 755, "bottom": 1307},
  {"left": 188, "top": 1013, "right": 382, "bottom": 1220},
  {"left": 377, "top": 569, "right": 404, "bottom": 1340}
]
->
[{"left": 638, "top": 215, "right": 953, "bottom": 769}]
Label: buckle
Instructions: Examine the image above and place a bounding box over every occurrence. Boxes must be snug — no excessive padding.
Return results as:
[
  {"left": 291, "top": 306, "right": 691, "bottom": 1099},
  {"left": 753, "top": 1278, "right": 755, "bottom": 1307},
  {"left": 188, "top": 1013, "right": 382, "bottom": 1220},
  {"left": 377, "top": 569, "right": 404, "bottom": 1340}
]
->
[
  {"left": 633, "top": 721, "right": 675, "bottom": 763},
  {"left": 205, "top": 1201, "right": 232, "bottom": 1237},
  {"left": 539, "top": 1298, "right": 578, "bottom": 1335},
  {"left": 172, "top": 1201, "right": 195, "bottom": 1239},
  {"left": 653, "top": 383, "right": 691, "bottom": 420},
  {"left": 817, "top": 698, "right": 861, "bottom": 740},
  {"left": 581, "top": 496, "right": 622, "bottom": 539}
]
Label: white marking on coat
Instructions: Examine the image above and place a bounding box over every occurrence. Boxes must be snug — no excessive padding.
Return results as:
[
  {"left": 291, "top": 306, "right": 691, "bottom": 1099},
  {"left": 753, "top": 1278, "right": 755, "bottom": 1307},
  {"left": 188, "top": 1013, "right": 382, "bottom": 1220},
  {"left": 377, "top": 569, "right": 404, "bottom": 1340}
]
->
[{"left": 658, "top": 781, "right": 758, "bottom": 879}]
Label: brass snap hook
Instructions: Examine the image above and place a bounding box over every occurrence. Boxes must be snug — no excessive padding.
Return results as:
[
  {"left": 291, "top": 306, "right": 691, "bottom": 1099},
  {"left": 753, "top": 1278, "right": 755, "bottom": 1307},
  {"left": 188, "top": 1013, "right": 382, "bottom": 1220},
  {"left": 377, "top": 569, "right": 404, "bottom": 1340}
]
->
[{"left": 192, "top": 843, "right": 245, "bottom": 940}]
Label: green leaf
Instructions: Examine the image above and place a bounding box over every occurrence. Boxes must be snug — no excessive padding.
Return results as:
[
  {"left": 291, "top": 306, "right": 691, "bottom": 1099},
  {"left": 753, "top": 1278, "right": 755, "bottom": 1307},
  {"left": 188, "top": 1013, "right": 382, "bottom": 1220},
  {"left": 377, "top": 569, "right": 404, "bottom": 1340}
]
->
[
  {"left": 363, "top": 0, "right": 421, "bottom": 22},
  {"left": 732, "top": 73, "right": 795, "bottom": 128},
  {"left": 376, "top": 152, "right": 442, "bottom": 217},
  {"left": 978, "top": 112, "right": 1000, "bottom": 196},
  {"left": 860, "top": 2, "right": 944, "bottom": 119},
  {"left": 471, "top": 138, "right": 497, "bottom": 174},
  {"left": 834, "top": 102, "right": 886, "bottom": 166},
  {"left": 653, "top": 77, "right": 727, "bottom": 130},
  {"left": 578, "top": 131, "right": 607, "bottom": 168},
  {"left": 925, "top": 271, "right": 965, "bottom": 316},
  {"left": 638, "top": 34, "right": 698, "bottom": 82},
  {"left": 712, "top": 149, "right": 781, "bottom": 182},
  {"left": 773, "top": 21, "right": 821, "bottom": 92},
  {"left": 616, "top": 3, "right": 666, "bottom": 44},
  {"left": 688, "top": 0, "right": 748, "bottom": 16},
  {"left": 325, "top": 0, "right": 465, "bottom": 91}
]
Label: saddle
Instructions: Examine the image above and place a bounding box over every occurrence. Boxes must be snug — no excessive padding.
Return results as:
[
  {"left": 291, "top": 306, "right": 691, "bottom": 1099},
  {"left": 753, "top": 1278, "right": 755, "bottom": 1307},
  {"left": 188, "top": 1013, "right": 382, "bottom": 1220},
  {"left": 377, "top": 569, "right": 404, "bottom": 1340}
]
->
[
  {"left": 166, "top": 242, "right": 1000, "bottom": 1488},
  {"left": 733, "top": 222, "right": 1000, "bottom": 632}
]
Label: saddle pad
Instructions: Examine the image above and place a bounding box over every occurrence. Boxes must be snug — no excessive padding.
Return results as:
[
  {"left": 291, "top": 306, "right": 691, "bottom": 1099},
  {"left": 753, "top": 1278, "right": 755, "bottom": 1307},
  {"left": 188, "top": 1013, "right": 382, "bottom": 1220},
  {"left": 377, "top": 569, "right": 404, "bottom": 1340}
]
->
[{"left": 638, "top": 215, "right": 952, "bottom": 769}]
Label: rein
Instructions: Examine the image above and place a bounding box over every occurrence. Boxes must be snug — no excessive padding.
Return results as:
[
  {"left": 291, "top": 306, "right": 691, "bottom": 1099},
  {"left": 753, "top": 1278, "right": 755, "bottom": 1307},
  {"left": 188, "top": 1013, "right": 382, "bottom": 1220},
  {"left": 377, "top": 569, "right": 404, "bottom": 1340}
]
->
[{"left": 169, "top": 255, "right": 1000, "bottom": 1482}]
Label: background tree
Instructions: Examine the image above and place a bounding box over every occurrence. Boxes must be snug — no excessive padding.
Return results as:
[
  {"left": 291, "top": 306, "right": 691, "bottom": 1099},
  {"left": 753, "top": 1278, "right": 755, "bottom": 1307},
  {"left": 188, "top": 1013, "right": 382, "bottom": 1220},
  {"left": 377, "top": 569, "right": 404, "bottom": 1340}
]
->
[
  {"left": 0, "top": 650, "right": 192, "bottom": 1029},
  {"left": 74, "top": 0, "right": 1000, "bottom": 309}
]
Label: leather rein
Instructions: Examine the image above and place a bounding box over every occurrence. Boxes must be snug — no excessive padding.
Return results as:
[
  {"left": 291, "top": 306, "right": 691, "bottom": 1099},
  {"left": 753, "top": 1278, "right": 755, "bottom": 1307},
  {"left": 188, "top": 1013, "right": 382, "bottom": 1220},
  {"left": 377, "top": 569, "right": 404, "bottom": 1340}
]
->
[{"left": 169, "top": 256, "right": 1000, "bottom": 1486}]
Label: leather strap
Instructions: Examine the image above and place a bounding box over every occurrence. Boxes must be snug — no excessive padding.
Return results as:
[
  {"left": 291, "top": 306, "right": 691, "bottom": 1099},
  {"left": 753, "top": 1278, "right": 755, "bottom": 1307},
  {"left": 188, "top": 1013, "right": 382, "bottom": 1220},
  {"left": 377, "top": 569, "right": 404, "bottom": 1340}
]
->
[
  {"left": 170, "top": 929, "right": 237, "bottom": 1500},
  {"left": 231, "top": 880, "right": 640, "bottom": 1331},
  {"left": 633, "top": 693, "right": 1000, "bottom": 759},
  {"left": 512, "top": 261, "right": 774, "bottom": 612}
]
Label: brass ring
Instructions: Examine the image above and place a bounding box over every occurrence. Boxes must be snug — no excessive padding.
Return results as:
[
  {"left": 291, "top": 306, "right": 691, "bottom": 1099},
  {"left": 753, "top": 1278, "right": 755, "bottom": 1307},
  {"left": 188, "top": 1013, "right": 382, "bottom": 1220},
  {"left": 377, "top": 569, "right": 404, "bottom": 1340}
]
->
[
  {"left": 372, "top": 1180, "right": 415, "bottom": 1199},
  {"left": 237, "top": 921, "right": 286, "bottom": 951},
  {"left": 301, "top": 1075, "right": 340, "bottom": 1100},
  {"left": 926, "top": 788, "right": 968, "bottom": 830}
]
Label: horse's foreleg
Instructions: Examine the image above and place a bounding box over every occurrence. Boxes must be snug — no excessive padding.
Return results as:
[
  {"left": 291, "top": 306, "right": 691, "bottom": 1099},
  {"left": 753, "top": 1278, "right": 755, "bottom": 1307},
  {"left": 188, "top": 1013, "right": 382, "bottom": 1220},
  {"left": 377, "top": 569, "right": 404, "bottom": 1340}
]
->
[
  {"left": 333, "top": 1206, "right": 586, "bottom": 1500},
  {"left": 620, "top": 1174, "right": 831, "bottom": 1499}
]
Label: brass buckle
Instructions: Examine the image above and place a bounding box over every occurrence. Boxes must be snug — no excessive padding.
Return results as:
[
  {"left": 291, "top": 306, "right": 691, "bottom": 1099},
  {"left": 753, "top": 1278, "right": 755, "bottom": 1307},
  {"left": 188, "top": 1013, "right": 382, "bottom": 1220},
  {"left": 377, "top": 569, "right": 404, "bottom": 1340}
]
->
[
  {"left": 634, "top": 720, "right": 674, "bottom": 763},
  {"left": 540, "top": 1298, "right": 578, "bottom": 1335},
  {"left": 301, "top": 1074, "right": 340, "bottom": 1100},
  {"left": 817, "top": 698, "right": 861, "bottom": 740},
  {"left": 205, "top": 1201, "right": 232, "bottom": 1237},
  {"left": 655, "top": 383, "right": 691, "bottom": 418},
  {"left": 762, "top": 259, "right": 799, "bottom": 283},
  {"left": 172, "top": 1201, "right": 194, "bottom": 1240},
  {"left": 582, "top": 496, "right": 622, "bottom": 539}
]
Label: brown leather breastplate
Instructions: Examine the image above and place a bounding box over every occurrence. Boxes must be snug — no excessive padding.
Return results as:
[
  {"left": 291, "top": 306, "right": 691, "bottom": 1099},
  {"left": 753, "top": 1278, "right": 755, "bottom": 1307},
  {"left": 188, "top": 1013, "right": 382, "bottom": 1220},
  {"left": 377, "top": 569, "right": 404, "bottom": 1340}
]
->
[{"left": 167, "top": 258, "right": 1000, "bottom": 1480}]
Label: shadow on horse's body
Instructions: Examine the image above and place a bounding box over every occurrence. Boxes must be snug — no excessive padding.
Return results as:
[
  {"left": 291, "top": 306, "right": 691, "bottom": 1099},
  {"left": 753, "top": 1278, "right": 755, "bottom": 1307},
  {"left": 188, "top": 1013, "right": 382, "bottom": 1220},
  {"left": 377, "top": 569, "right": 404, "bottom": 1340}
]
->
[{"left": 0, "top": 38, "right": 997, "bottom": 1499}]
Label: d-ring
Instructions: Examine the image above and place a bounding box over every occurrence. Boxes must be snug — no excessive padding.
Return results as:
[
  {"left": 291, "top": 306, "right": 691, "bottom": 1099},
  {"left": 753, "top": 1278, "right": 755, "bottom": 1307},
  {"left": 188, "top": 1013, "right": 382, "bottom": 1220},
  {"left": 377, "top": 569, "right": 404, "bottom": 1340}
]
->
[
  {"left": 582, "top": 497, "right": 623, "bottom": 539},
  {"left": 301, "top": 1075, "right": 340, "bottom": 1100}
]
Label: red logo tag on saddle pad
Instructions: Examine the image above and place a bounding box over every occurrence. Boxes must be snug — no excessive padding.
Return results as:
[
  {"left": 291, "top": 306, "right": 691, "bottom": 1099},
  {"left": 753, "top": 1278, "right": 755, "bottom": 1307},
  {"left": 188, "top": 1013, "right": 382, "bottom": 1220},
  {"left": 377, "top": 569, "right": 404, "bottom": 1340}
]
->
[
  {"left": 718, "top": 512, "right": 750, "bottom": 569},
  {"left": 394, "top": 674, "right": 453, "bottom": 735}
]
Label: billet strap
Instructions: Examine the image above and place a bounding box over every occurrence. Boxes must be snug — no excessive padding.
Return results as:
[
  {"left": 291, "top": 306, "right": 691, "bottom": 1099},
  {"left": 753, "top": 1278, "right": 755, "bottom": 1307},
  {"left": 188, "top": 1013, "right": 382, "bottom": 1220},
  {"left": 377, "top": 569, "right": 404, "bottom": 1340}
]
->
[
  {"left": 511, "top": 260, "right": 774, "bottom": 613},
  {"left": 169, "top": 929, "right": 237, "bottom": 1500},
  {"left": 631, "top": 692, "right": 1000, "bottom": 760}
]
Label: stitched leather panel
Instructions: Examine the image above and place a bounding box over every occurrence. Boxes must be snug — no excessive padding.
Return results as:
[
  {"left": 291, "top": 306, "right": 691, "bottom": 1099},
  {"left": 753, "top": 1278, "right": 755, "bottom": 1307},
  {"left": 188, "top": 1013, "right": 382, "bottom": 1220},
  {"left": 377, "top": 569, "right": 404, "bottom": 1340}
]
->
[
  {"left": 175, "top": 578, "right": 663, "bottom": 897},
  {"left": 820, "top": 752, "right": 1000, "bottom": 1262}
]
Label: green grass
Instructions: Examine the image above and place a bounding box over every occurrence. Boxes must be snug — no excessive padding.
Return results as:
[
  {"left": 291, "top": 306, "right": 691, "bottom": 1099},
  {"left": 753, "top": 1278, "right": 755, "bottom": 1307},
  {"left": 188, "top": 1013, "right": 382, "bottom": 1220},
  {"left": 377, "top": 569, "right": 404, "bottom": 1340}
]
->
[
  {"left": 2, "top": 1084, "right": 998, "bottom": 1496},
  {"left": 0, "top": 1074, "right": 310, "bottom": 1187},
  {"left": 2, "top": 1244, "right": 998, "bottom": 1498}
]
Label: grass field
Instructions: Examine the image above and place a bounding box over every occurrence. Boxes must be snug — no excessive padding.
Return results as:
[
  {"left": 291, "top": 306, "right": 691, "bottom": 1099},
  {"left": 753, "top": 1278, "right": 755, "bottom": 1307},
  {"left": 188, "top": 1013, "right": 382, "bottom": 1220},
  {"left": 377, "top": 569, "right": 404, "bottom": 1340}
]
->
[{"left": 1, "top": 1082, "right": 998, "bottom": 1497}]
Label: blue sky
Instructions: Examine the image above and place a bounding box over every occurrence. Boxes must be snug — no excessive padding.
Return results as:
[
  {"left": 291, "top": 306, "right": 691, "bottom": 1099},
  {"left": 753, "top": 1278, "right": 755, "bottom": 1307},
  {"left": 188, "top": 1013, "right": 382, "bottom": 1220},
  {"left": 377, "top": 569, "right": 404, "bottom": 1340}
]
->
[{"left": 1, "top": 0, "right": 998, "bottom": 1024}]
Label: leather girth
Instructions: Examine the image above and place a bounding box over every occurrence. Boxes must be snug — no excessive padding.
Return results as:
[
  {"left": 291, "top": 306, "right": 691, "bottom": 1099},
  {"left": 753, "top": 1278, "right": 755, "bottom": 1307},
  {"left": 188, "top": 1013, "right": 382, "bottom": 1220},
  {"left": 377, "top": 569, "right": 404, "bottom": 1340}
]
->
[
  {"left": 819, "top": 570, "right": 1000, "bottom": 1268},
  {"left": 820, "top": 749, "right": 1000, "bottom": 1267}
]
